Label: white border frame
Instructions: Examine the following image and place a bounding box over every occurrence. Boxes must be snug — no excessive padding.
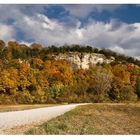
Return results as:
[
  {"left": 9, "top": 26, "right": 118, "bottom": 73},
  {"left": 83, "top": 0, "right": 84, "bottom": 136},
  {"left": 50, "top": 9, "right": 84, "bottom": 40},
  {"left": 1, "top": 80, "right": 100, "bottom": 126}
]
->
[{"left": 0, "top": 0, "right": 140, "bottom": 4}]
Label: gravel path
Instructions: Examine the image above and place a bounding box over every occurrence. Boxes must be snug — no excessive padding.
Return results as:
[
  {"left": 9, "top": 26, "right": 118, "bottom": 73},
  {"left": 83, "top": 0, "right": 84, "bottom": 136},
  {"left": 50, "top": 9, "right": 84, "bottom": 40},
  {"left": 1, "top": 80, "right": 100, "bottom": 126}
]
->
[{"left": 0, "top": 103, "right": 88, "bottom": 134}]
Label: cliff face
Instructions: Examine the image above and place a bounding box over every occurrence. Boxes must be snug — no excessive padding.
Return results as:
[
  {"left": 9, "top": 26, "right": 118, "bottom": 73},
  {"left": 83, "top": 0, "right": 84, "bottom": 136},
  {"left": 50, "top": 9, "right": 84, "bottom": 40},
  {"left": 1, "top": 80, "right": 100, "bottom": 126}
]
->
[{"left": 53, "top": 52, "right": 115, "bottom": 69}]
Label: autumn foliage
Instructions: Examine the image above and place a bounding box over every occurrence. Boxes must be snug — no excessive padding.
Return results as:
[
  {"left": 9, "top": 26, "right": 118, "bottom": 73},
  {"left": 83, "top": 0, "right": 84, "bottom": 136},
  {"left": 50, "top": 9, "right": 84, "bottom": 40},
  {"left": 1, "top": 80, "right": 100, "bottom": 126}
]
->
[{"left": 0, "top": 40, "right": 140, "bottom": 104}]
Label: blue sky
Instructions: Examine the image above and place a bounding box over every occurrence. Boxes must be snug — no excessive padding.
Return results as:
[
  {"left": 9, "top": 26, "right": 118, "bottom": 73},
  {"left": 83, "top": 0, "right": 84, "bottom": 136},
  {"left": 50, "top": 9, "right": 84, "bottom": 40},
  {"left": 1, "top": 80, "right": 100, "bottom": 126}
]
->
[{"left": 0, "top": 4, "right": 140, "bottom": 58}]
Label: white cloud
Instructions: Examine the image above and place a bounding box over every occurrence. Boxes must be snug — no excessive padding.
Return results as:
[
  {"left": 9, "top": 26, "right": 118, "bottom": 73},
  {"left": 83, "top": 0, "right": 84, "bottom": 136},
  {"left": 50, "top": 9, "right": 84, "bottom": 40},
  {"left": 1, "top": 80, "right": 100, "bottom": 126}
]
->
[
  {"left": 18, "top": 14, "right": 140, "bottom": 58},
  {"left": 19, "top": 41, "right": 33, "bottom": 46},
  {"left": 110, "top": 45, "right": 125, "bottom": 54},
  {"left": 0, "top": 5, "right": 140, "bottom": 59},
  {"left": 0, "top": 23, "right": 14, "bottom": 41},
  {"left": 37, "top": 14, "right": 62, "bottom": 30}
]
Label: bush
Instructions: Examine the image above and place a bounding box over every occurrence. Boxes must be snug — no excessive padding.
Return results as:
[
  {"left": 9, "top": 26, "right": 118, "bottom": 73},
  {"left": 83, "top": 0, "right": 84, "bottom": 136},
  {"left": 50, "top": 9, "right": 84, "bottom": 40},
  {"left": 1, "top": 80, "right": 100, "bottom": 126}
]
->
[
  {"left": 33, "top": 90, "right": 56, "bottom": 104},
  {"left": 0, "top": 94, "right": 17, "bottom": 104},
  {"left": 135, "top": 77, "right": 140, "bottom": 99},
  {"left": 109, "top": 78, "right": 137, "bottom": 102},
  {"left": 120, "top": 85, "right": 137, "bottom": 101},
  {"left": 13, "top": 91, "right": 34, "bottom": 104}
]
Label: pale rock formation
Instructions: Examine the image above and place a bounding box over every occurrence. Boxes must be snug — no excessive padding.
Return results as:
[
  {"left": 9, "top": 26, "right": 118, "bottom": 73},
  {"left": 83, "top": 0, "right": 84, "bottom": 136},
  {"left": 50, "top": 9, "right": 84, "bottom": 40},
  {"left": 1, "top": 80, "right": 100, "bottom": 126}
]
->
[{"left": 53, "top": 52, "right": 115, "bottom": 69}]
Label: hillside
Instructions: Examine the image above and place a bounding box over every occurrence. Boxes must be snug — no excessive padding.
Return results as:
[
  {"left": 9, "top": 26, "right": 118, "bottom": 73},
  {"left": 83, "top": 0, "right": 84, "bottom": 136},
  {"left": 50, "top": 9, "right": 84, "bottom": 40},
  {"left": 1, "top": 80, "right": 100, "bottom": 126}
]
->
[
  {"left": 0, "top": 40, "right": 140, "bottom": 104},
  {"left": 1, "top": 40, "right": 140, "bottom": 66}
]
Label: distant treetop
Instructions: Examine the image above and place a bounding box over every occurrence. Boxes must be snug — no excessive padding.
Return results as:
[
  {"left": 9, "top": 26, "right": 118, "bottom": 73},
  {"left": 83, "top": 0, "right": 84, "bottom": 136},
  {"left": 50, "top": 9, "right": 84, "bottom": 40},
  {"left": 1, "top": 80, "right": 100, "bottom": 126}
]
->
[{"left": 0, "top": 40, "right": 140, "bottom": 66}]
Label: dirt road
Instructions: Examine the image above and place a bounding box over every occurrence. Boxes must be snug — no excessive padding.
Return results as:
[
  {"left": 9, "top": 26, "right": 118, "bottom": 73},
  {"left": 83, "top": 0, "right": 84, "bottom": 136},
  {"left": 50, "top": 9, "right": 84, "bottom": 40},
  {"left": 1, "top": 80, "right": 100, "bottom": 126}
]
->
[
  {"left": 25, "top": 103, "right": 140, "bottom": 135},
  {"left": 0, "top": 103, "right": 88, "bottom": 134}
]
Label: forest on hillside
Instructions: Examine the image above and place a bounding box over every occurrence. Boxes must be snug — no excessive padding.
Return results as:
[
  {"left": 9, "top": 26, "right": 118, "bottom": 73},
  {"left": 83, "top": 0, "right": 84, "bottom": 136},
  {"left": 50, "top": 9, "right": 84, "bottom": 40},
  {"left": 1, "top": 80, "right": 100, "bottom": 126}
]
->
[{"left": 0, "top": 40, "right": 140, "bottom": 104}]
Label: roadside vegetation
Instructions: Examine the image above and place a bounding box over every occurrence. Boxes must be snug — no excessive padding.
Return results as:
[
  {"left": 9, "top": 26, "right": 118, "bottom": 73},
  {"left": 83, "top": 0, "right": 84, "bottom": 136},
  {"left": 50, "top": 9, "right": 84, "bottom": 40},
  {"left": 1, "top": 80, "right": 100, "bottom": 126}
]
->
[
  {"left": 0, "top": 104, "right": 57, "bottom": 112},
  {"left": 25, "top": 103, "right": 140, "bottom": 135},
  {"left": 0, "top": 40, "right": 140, "bottom": 104}
]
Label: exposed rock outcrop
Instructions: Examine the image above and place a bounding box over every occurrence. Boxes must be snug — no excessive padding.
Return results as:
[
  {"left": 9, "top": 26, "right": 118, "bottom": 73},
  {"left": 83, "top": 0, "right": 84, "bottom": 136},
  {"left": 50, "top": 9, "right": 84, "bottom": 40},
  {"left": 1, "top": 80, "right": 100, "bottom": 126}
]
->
[{"left": 53, "top": 52, "right": 115, "bottom": 69}]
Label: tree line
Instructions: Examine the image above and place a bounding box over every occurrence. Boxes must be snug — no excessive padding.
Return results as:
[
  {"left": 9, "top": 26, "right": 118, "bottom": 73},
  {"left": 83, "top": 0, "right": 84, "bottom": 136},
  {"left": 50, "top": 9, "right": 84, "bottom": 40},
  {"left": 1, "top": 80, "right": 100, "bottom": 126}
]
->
[
  {"left": 0, "top": 40, "right": 140, "bottom": 104},
  {"left": 0, "top": 40, "right": 140, "bottom": 66}
]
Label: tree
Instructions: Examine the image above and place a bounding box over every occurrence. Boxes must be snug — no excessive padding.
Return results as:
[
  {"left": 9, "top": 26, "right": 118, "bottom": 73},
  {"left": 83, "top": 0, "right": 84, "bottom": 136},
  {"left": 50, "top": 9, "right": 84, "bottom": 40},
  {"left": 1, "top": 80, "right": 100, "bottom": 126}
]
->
[
  {"left": 30, "top": 43, "right": 42, "bottom": 57},
  {"left": 0, "top": 68, "right": 18, "bottom": 95},
  {"left": 89, "top": 68, "right": 112, "bottom": 102},
  {"left": 46, "top": 83, "right": 65, "bottom": 100},
  {"left": 8, "top": 41, "right": 19, "bottom": 49},
  {"left": 120, "top": 85, "right": 137, "bottom": 101},
  {"left": 0, "top": 40, "right": 5, "bottom": 50},
  {"left": 31, "top": 58, "right": 43, "bottom": 69},
  {"left": 110, "top": 77, "right": 137, "bottom": 101},
  {"left": 31, "top": 43, "right": 42, "bottom": 50},
  {"left": 112, "top": 64, "right": 131, "bottom": 84},
  {"left": 135, "top": 77, "right": 140, "bottom": 99}
]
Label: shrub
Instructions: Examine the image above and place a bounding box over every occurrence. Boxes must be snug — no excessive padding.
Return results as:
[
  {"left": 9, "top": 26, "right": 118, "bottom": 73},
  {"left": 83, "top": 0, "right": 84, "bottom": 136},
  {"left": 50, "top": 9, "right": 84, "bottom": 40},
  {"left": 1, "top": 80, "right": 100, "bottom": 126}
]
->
[
  {"left": 110, "top": 78, "right": 137, "bottom": 102},
  {"left": 135, "top": 77, "right": 140, "bottom": 99},
  {"left": 120, "top": 85, "right": 137, "bottom": 101},
  {"left": 13, "top": 91, "right": 34, "bottom": 104}
]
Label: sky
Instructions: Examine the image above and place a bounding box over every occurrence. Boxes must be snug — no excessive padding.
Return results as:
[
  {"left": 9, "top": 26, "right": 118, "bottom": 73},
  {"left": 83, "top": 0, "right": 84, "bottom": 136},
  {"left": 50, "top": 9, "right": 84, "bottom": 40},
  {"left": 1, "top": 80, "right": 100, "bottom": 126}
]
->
[{"left": 0, "top": 4, "right": 140, "bottom": 58}]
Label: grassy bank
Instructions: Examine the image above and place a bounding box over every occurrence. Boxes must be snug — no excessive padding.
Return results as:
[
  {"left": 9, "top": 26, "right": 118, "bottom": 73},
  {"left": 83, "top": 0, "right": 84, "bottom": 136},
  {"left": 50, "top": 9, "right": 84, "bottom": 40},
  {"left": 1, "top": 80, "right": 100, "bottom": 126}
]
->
[{"left": 25, "top": 103, "right": 140, "bottom": 135}]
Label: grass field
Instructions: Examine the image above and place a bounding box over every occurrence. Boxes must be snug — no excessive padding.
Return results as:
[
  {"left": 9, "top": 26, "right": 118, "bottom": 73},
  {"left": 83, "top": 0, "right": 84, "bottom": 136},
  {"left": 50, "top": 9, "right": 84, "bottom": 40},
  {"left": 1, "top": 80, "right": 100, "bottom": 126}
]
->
[
  {"left": 25, "top": 103, "right": 140, "bottom": 135},
  {"left": 0, "top": 104, "right": 57, "bottom": 112}
]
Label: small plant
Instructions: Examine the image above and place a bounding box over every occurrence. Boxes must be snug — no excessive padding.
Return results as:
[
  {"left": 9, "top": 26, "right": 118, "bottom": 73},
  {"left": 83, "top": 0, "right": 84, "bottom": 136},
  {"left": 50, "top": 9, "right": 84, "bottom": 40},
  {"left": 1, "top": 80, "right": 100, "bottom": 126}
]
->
[
  {"left": 25, "top": 127, "right": 46, "bottom": 135},
  {"left": 42, "top": 123, "right": 59, "bottom": 134},
  {"left": 25, "top": 128, "right": 36, "bottom": 135},
  {"left": 56, "top": 123, "right": 67, "bottom": 130}
]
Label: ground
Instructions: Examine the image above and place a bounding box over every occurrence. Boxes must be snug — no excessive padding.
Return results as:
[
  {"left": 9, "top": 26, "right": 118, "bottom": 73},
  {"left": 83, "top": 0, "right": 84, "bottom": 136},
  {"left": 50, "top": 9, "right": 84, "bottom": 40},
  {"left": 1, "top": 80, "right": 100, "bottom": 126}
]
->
[
  {"left": 0, "top": 104, "right": 58, "bottom": 112},
  {"left": 0, "top": 103, "right": 83, "bottom": 134},
  {"left": 25, "top": 103, "right": 140, "bottom": 135}
]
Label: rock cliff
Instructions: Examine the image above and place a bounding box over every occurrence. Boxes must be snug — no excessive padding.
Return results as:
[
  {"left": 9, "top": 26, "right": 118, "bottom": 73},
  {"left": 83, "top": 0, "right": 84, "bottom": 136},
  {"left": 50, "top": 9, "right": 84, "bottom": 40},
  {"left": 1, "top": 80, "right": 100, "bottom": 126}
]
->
[{"left": 53, "top": 52, "right": 115, "bottom": 69}]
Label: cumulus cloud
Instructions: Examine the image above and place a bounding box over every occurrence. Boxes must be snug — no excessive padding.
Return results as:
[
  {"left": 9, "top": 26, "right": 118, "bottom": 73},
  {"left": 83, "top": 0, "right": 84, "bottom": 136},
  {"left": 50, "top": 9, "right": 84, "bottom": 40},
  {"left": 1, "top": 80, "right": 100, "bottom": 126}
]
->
[
  {"left": 0, "top": 5, "right": 140, "bottom": 59},
  {"left": 0, "top": 23, "right": 14, "bottom": 41},
  {"left": 14, "top": 14, "right": 140, "bottom": 58}
]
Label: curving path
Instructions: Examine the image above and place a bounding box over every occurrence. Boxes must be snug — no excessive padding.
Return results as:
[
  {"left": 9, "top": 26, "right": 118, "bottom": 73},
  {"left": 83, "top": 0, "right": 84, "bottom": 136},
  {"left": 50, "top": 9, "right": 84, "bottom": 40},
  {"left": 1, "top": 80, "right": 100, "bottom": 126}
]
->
[{"left": 0, "top": 103, "right": 89, "bottom": 134}]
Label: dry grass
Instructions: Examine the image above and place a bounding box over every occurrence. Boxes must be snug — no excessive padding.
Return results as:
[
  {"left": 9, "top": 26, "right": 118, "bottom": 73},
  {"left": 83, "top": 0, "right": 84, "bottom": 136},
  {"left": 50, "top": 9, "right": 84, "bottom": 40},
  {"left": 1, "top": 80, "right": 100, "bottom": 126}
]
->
[
  {"left": 0, "top": 104, "right": 58, "bottom": 112},
  {"left": 25, "top": 103, "right": 140, "bottom": 135}
]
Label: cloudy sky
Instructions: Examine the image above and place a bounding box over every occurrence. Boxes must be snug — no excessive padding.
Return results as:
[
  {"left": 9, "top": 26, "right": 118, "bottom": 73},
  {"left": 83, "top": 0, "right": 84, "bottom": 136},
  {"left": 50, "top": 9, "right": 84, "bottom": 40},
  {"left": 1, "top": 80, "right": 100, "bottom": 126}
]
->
[{"left": 0, "top": 4, "right": 140, "bottom": 58}]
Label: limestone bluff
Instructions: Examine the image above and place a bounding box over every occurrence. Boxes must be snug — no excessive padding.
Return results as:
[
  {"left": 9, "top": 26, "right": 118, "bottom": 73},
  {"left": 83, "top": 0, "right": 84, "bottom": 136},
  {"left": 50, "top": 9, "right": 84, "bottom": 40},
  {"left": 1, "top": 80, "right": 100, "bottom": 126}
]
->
[{"left": 52, "top": 52, "right": 115, "bottom": 69}]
